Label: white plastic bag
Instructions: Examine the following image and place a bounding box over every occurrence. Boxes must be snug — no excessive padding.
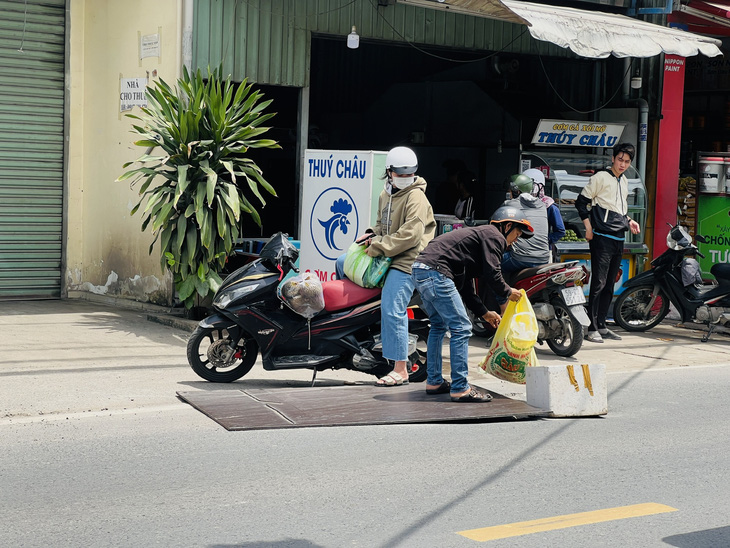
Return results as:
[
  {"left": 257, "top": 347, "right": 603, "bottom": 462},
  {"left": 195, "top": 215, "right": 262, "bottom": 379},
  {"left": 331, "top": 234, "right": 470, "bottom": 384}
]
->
[{"left": 277, "top": 272, "right": 325, "bottom": 319}]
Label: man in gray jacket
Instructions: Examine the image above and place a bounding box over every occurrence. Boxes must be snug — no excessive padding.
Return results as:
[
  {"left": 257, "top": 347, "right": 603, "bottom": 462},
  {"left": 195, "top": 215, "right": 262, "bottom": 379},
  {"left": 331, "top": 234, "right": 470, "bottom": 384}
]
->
[{"left": 501, "top": 173, "right": 550, "bottom": 275}]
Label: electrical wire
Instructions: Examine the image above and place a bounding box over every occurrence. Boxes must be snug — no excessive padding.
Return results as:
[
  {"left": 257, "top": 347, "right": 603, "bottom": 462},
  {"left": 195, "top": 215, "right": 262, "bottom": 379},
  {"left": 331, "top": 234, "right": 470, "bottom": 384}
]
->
[
  {"left": 238, "top": 0, "right": 528, "bottom": 63},
  {"left": 367, "top": 0, "right": 528, "bottom": 63},
  {"left": 17, "top": 0, "right": 27, "bottom": 53},
  {"left": 537, "top": 52, "right": 632, "bottom": 114},
  {"left": 239, "top": 0, "right": 359, "bottom": 18}
]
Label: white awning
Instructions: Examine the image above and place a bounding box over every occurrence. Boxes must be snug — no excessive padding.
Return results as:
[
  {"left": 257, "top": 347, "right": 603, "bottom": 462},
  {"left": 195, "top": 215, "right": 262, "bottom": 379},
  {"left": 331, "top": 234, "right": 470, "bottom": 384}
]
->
[{"left": 399, "top": 0, "right": 723, "bottom": 58}]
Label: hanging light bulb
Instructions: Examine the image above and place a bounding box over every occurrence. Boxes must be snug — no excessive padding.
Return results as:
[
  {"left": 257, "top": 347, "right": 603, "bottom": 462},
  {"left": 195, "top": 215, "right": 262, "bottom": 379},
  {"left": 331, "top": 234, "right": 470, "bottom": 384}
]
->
[
  {"left": 630, "top": 69, "right": 642, "bottom": 89},
  {"left": 347, "top": 26, "right": 359, "bottom": 49}
]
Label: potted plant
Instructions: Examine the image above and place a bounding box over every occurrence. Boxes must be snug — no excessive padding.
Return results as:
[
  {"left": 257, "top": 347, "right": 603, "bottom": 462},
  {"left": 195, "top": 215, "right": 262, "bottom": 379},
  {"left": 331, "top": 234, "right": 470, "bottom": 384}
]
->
[{"left": 117, "top": 65, "right": 280, "bottom": 313}]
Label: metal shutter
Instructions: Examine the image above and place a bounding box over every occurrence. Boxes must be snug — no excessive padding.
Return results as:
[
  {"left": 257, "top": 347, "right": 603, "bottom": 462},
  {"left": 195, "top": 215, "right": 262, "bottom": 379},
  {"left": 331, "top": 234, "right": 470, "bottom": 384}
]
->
[{"left": 0, "top": 0, "right": 66, "bottom": 299}]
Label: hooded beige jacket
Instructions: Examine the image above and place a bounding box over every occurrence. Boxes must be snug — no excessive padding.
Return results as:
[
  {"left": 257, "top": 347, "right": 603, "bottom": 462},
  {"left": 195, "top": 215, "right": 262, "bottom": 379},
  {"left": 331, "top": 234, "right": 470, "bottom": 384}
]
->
[{"left": 366, "top": 176, "right": 436, "bottom": 274}]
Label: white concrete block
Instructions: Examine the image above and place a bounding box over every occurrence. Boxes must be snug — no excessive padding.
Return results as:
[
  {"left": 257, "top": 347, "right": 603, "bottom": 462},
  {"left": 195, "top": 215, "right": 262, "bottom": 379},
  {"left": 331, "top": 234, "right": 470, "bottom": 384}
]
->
[{"left": 526, "top": 364, "right": 607, "bottom": 417}]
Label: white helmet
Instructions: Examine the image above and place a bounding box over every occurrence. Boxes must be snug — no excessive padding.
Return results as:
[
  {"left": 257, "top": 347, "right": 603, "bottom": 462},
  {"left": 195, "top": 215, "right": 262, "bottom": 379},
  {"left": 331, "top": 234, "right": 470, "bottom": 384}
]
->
[
  {"left": 667, "top": 224, "right": 691, "bottom": 250},
  {"left": 522, "top": 168, "right": 545, "bottom": 185},
  {"left": 522, "top": 168, "right": 546, "bottom": 197},
  {"left": 385, "top": 146, "right": 418, "bottom": 190},
  {"left": 386, "top": 146, "right": 418, "bottom": 175}
]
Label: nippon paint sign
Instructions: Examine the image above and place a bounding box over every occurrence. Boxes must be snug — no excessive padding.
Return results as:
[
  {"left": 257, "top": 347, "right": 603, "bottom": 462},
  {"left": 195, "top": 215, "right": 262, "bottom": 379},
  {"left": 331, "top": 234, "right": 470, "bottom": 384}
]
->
[
  {"left": 299, "top": 150, "right": 385, "bottom": 281},
  {"left": 531, "top": 119, "right": 626, "bottom": 148}
]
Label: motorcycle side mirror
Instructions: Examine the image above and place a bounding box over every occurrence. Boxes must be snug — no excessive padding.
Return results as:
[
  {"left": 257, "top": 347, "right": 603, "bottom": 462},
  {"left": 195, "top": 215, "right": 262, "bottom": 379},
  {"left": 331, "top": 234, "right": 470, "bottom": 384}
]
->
[{"left": 695, "top": 234, "right": 707, "bottom": 244}]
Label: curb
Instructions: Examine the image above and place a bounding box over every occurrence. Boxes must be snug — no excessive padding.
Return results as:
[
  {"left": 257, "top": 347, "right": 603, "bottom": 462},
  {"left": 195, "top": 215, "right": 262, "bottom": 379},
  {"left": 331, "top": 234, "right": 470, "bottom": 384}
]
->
[
  {"left": 146, "top": 313, "right": 199, "bottom": 333},
  {"left": 68, "top": 291, "right": 200, "bottom": 333}
]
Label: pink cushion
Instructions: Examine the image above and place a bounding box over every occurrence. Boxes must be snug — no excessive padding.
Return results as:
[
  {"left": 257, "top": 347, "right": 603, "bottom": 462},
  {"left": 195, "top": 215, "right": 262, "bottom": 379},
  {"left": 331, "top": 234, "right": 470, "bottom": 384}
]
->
[{"left": 322, "top": 279, "right": 381, "bottom": 312}]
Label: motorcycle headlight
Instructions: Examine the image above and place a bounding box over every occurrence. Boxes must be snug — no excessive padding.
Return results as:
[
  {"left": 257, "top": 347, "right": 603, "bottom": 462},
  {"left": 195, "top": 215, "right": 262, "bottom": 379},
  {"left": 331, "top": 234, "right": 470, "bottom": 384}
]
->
[{"left": 214, "top": 283, "right": 260, "bottom": 309}]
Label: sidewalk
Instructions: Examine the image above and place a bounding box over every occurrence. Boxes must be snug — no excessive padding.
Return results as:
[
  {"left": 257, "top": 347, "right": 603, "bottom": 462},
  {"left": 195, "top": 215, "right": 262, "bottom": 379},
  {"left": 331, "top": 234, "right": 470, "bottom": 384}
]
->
[{"left": 1, "top": 297, "right": 728, "bottom": 421}]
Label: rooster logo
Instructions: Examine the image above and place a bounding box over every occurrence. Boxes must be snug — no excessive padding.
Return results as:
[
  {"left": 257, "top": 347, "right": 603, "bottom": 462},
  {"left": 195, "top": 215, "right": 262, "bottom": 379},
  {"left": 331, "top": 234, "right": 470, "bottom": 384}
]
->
[
  {"left": 318, "top": 198, "right": 352, "bottom": 251},
  {"left": 310, "top": 187, "right": 359, "bottom": 261}
]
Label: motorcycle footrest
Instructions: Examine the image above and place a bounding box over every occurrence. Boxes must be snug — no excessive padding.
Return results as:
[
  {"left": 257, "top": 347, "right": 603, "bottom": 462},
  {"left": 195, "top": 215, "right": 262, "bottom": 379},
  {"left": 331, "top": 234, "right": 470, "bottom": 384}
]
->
[{"left": 271, "top": 355, "right": 339, "bottom": 368}]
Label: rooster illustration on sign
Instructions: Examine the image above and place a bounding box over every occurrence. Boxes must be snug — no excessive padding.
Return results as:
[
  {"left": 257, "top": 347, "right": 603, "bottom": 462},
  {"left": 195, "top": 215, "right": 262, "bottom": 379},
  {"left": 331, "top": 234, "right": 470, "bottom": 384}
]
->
[{"left": 318, "top": 198, "right": 352, "bottom": 250}]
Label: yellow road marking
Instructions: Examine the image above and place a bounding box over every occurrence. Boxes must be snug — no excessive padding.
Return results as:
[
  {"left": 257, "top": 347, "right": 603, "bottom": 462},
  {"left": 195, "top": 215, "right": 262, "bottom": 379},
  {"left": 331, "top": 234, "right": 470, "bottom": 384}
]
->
[{"left": 458, "top": 503, "right": 677, "bottom": 542}]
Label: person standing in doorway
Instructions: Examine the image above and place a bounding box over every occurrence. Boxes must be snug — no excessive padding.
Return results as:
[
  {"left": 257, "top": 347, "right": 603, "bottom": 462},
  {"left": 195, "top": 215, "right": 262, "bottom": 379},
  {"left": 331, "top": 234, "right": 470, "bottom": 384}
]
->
[
  {"left": 575, "top": 142, "right": 641, "bottom": 343},
  {"left": 454, "top": 170, "right": 478, "bottom": 220}
]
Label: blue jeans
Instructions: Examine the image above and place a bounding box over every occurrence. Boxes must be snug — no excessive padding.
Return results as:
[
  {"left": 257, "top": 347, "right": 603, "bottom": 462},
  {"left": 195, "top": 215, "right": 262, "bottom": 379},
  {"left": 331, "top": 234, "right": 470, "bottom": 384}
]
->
[
  {"left": 411, "top": 267, "right": 473, "bottom": 393},
  {"left": 501, "top": 251, "right": 540, "bottom": 275},
  {"left": 335, "top": 253, "right": 346, "bottom": 280},
  {"left": 380, "top": 268, "right": 415, "bottom": 362},
  {"left": 336, "top": 253, "right": 413, "bottom": 362}
]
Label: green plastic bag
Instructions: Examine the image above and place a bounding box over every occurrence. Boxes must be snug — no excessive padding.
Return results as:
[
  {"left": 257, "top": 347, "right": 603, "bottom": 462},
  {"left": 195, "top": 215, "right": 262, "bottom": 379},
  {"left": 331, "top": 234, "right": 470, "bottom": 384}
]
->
[{"left": 343, "top": 241, "right": 392, "bottom": 288}]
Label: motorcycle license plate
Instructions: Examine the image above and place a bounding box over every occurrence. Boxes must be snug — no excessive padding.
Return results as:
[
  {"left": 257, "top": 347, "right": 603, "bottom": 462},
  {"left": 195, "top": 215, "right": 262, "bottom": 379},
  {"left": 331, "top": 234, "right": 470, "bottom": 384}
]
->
[{"left": 561, "top": 286, "right": 586, "bottom": 306}]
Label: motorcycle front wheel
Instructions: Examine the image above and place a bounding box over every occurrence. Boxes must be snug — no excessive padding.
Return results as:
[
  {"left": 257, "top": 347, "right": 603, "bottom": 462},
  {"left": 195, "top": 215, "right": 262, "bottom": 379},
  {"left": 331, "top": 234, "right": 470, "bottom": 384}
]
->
[
  {"left": 545, "top": 299, "right": 584, "bottom": 357},
  {"left": 187, "top": 325, "right": 259, "bottom": 382},
  {"left": 614, "top": 285, "right": 669, "bottom": 332},
  {"left": 468, "top": 309, "right": 495, "bottom": 339}
]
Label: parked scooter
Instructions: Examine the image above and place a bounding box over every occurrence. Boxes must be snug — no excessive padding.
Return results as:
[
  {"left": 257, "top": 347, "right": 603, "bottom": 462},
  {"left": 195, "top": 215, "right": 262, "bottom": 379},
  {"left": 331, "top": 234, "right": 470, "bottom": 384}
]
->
[
  {"left": 473, "top": 261, "right": 589, "bottom": 356},
  {"left": 613, "top": 223, "right": 730, "bottom": 341},
  {"left": 510, "top": 261, "right": 590, "bottom": 356},
  {"left": 463, "top": 218, "right": 590, "bottom": 357},
  {"left": 187, "top": 233, "right": 428, "bottom": 384}
]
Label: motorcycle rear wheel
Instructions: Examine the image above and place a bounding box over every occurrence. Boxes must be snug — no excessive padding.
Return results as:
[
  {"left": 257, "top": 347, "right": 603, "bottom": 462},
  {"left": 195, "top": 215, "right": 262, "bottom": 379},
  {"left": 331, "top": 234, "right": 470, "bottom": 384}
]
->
[
  {"left": 614, "top": 285, "right": 669, "bottom": 332},
  {"left": 545, "top": 299, "right": 584, "bottom": 357},
  {"left": 187, "top": 325, "right": 259, "bottom": 382},
  {"left": 369, "top": 337, "right": 428, "bottom": 384}
]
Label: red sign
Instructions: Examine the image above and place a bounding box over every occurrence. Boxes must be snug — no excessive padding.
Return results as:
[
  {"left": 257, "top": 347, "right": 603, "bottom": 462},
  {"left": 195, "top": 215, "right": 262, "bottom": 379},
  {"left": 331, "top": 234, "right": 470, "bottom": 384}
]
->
[{"left": 655, "top": 55, "right": 687, "bottom": 257}]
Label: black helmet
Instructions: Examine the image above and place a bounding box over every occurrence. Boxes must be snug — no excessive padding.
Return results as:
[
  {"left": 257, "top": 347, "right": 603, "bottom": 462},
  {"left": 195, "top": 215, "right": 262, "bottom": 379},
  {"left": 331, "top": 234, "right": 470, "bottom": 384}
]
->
[{"left": 490, "top": 206, "right": 535, "bottom": 239}]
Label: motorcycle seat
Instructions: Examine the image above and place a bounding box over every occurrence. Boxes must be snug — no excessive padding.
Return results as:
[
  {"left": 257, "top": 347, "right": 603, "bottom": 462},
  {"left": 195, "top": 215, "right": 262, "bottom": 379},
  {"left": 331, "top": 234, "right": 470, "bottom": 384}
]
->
[
  {"left": 322, "top": 279, "right": 381, "bottom": 312},
  {"left": 711, "top": 263, "right": 730, "bottom": 284}
]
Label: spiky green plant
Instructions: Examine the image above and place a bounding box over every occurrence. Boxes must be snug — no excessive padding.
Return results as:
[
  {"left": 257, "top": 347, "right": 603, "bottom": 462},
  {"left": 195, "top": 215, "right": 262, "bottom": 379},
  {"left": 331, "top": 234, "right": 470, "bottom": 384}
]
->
[{"left": 117, "top": 65, "right": 280, "bottom": 309}]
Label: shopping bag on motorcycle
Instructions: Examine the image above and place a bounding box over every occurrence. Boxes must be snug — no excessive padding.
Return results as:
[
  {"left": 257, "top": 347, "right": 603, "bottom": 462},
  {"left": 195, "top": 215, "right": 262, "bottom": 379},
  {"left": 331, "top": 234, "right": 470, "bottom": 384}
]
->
[
  {"left": 478, "top": 289, "right": 540, "bottom": 384},
  {"left": 277, "top": 270, "right": 325, "bottom": 319},
  {"left": 342, "top": 241, "right": 392, "bottom": 288}
]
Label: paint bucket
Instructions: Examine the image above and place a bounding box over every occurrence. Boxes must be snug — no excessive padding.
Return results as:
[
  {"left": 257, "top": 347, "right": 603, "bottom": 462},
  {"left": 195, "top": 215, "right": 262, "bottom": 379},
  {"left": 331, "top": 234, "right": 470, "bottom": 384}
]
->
[{"left": 699, "top": 157, "right": 724, "bottom": 193}]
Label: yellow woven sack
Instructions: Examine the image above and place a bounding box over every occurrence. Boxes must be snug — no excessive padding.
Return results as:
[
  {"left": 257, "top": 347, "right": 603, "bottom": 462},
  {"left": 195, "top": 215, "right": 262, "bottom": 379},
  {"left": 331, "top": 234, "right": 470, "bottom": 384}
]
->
[{"left": 478, "top": 289, "right": 539, "bottom": 384}]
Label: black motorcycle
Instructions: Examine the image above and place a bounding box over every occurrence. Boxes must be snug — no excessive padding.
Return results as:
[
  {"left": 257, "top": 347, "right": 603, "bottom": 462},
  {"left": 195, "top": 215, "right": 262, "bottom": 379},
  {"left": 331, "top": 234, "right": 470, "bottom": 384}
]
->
[
  {"left": 613, "top": 223, "right": 730, "bottom": 341},
  {"left": 187, "top": 233, "right": 428, "bottom": 384}
]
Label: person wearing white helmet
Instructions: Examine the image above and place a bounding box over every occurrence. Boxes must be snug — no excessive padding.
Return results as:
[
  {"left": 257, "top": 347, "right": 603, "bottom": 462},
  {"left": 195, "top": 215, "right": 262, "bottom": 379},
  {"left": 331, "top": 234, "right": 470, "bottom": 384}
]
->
[{"left": 336, "top": 146, "right": 436, "bottom": 386}]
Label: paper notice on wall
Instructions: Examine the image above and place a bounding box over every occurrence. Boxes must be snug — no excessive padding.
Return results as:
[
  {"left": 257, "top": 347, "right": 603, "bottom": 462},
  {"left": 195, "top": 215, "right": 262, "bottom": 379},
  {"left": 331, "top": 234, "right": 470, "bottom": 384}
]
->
[
  {"left": 120, "top": 78, "right": 148, "bottom": 112},
  {"left": 140, "top": 33, "right": 160, "bottom": 59}
]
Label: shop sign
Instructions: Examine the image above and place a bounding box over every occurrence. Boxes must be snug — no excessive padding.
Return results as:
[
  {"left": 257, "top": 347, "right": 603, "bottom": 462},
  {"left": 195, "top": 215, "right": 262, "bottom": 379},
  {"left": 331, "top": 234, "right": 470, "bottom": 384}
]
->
[
  {"left": 531, "top": 119, "right": 625, "bottom": 148},
  {"left": 697, "top": 196, "right": 730, "bottom": 277},
  {"left": 120, "top": 77, "right": 148, "bottom": 112},
  {"left": 299, "top": 150, "right": 385, "bottom": 281}
]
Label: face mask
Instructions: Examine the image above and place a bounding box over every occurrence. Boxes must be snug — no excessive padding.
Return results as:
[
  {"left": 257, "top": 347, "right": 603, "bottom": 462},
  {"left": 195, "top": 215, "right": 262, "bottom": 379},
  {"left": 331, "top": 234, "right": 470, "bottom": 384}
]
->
[{"left": 392, "top": 175, "right": 416, "bottom": 189}]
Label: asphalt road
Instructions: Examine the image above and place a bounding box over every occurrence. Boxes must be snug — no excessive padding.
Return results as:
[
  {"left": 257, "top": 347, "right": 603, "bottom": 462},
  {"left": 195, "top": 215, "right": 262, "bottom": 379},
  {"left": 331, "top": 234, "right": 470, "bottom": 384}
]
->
[{"left": 2, "top": 299, "right": 730, "bottom": 547}]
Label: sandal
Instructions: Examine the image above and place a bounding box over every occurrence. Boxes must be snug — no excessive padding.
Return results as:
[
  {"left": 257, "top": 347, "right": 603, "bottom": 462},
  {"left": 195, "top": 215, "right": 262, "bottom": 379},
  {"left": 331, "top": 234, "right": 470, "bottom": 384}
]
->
[
  {"left": 451, "top": 388, "right": 493, "bottom": 403},
  {"left": 375, "top": 371, "right": 409, "bottom": 387},
  {"left": 426, "top": 381, "right": 451, "bottom": 395}
]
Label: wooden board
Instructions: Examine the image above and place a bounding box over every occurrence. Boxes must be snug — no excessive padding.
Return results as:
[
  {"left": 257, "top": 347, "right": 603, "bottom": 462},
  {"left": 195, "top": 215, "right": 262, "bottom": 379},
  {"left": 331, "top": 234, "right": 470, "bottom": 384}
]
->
[{"left": 177, "top": 384, "right": 547, "bottom": 431}]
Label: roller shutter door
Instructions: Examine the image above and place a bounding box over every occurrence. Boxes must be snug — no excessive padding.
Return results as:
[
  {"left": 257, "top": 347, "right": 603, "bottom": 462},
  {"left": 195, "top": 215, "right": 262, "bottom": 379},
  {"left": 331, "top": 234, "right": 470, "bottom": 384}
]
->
[{"left": 0, "top": 0, "right": 66, "bottom": 299}]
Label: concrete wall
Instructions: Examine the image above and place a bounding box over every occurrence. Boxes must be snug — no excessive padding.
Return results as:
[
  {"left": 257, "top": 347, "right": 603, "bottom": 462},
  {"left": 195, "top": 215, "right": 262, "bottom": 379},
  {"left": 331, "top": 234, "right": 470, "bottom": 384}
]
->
[{"left": 66, "top": 0, "right": 182, "bottom": 305}]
